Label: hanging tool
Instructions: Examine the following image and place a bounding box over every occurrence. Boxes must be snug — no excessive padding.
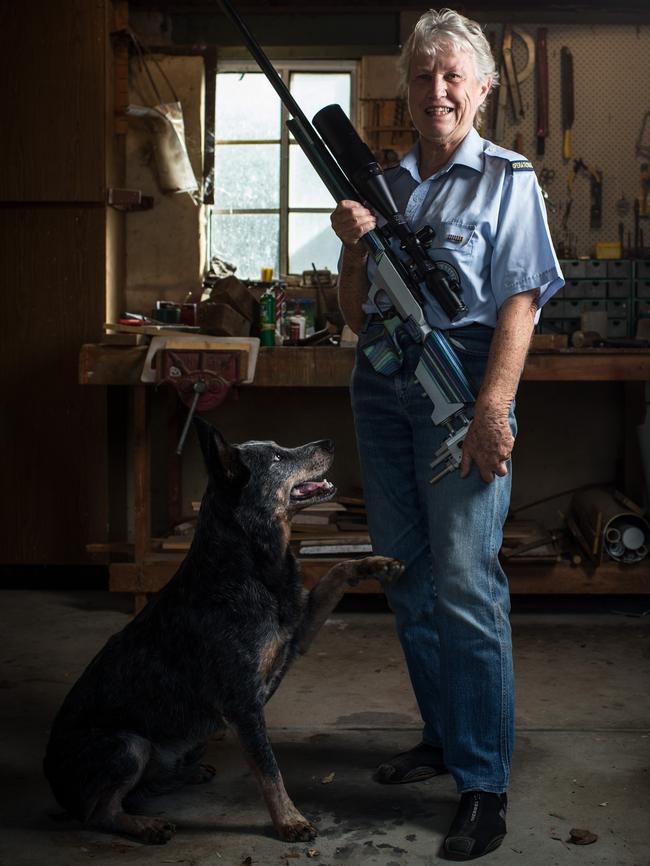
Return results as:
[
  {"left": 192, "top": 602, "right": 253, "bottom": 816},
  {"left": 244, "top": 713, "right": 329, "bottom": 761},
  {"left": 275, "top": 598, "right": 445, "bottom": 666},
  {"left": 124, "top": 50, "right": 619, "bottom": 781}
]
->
[
  {"left": 560, "top": 47, "right": 574, "bottom": 161},
  {"left": 493, "top": 25, "right": 534, "bottom": 141},
  {"left": 494, "top": 25, "right": 509, "bottom": 142},
  {"left": 485, "top": 30, "right": 498, "bottom": 141},
  {"left": 538, "top": 168, "right": 557, "bottom": 213},
  {"left": 636, "top": 111, "right": 650, "bottom": 160},
  {"left": 502, "top": 26, "right": 524, "bottom": 121},
  {"left": 562, "top": 158, "right": 603, "bottom": 233},
  {"left": 535, "top": 28, "right": 549, "bottom": 156}
]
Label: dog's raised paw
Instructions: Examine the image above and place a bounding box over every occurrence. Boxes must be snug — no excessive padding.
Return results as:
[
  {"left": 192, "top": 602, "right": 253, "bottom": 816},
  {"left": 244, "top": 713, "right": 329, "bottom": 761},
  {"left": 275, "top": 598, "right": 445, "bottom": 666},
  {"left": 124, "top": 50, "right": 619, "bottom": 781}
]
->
[
  {"left": 278, "top": 818, "right": 318, "bottom": 842},
  {"left": 353, "top": 555, "right": 404, "bottom": 583}
]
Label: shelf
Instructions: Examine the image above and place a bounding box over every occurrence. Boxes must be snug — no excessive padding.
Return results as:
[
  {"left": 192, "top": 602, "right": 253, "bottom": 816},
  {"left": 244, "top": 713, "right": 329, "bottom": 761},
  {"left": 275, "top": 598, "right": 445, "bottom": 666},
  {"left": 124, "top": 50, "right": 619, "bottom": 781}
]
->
[{"left": 108, "top": 556, "right": 650, "bottom": 597}]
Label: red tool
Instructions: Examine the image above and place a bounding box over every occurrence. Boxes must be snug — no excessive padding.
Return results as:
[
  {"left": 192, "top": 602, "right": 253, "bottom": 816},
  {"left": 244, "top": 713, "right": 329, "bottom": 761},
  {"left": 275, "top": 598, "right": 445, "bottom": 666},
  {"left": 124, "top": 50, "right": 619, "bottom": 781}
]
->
[{"left": 158, "top": 349, "right": 245, "bottom": 453}]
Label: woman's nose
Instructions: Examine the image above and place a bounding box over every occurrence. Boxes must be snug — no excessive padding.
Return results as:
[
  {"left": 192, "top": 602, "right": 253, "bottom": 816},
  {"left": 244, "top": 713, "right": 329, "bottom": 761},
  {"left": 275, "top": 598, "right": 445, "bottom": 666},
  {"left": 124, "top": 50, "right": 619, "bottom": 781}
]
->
[{"left": 430, "top": 74, "right": 447, "bottom": 98}]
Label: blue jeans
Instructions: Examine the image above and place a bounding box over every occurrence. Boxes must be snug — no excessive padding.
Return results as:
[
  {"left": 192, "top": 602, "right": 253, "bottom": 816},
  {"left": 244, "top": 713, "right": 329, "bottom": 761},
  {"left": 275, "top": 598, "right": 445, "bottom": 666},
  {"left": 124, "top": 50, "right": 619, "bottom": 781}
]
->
[{"left": 351, "top": 322, "right": 515, "bottom": 794}]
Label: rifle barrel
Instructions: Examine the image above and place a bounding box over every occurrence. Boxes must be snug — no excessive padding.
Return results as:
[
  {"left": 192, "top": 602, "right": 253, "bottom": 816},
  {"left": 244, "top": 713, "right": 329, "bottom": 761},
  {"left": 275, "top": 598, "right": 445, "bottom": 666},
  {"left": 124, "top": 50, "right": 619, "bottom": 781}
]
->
[{"left": 218, "top": 0, "right": 311, "bottom": 130}]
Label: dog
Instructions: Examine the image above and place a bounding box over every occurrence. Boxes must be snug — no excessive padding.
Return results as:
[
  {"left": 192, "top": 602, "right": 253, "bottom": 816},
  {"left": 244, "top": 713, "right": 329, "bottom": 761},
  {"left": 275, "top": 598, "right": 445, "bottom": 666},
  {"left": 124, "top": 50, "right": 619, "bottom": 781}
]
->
[{"left": 44, "top": 419, "right": 403, "bottom": 845}]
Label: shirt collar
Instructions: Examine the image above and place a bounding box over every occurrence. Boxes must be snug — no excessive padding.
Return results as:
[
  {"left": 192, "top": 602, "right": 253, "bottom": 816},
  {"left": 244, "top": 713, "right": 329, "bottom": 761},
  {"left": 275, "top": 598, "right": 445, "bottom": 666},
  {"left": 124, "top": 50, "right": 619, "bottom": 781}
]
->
[{"left": 401, "top": 127, "right": 485, "bottom": 182}]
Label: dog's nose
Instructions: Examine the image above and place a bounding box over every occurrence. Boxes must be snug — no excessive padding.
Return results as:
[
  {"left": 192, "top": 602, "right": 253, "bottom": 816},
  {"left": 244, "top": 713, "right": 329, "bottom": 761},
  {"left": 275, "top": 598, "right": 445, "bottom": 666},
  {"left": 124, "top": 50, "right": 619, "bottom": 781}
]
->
[{"left": 314, "top": 439, "right": 335, "bottom": 453}]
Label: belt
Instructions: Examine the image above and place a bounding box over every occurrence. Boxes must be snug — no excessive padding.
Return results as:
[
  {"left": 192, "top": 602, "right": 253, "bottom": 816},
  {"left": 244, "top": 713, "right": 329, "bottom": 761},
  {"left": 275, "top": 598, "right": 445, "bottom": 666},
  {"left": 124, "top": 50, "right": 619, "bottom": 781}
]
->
[{"left": 367, "top": 313, "right": 493, "bottom": 333}]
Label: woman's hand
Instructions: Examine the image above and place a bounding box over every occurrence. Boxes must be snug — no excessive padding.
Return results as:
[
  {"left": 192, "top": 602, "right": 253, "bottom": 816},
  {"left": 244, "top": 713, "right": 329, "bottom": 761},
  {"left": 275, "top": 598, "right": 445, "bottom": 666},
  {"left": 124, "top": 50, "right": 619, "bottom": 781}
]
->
[
  {"left": 459, "top": 405, "right": 514, "bottom": 483},
  {"left": 331, "top": 200, "right": 376, "bottom": 257}
]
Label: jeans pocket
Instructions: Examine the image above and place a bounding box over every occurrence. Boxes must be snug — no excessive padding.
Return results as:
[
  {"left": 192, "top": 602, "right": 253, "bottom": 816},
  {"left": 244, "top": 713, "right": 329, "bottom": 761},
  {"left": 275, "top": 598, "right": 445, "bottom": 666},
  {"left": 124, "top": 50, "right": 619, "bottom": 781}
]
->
[
  {"left": 359, "top": 323, "right": 404, "bottom": 376},
  {"left": 447, "top": 330, "right": 493, "bottom": 358}
]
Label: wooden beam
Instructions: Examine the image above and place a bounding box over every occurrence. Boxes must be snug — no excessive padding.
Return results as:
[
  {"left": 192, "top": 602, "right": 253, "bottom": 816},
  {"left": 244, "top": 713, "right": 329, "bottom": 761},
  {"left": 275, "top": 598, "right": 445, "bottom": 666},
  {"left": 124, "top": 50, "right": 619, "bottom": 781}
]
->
[
  {"left": 81, "top": 344, "right": 650, "bottom": 387},
  {"left": 109, "top": 557, "right": 650, "bottom": 596}
]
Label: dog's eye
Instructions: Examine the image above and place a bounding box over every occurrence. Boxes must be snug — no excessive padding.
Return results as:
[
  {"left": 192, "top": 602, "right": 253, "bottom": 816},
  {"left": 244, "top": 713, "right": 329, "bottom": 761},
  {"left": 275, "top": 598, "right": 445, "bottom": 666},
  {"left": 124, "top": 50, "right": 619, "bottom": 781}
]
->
[{"left": 272, "top": 452, "right": 282, "bottom": 462}]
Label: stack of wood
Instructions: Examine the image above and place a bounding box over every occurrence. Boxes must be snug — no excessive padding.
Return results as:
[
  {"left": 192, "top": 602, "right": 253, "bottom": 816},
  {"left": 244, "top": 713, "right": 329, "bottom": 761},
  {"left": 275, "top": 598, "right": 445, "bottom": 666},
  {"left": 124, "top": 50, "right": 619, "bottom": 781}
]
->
[
  {"left": 291, "top": 496, "right": 371, "bottom": 556},
  {"left": 161, "top": 507, "right": 566, "bottom": 564},
  {"left": 500, "top": 519, "right": 562, "bottom": 562}
]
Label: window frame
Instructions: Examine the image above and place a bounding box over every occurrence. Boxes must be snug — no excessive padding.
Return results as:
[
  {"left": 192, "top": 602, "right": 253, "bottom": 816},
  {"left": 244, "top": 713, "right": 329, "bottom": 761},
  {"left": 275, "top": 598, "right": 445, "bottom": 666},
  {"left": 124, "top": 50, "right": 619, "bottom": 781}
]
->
[{"left": 211, "top": 59, "right": 358, "bottom": 277}]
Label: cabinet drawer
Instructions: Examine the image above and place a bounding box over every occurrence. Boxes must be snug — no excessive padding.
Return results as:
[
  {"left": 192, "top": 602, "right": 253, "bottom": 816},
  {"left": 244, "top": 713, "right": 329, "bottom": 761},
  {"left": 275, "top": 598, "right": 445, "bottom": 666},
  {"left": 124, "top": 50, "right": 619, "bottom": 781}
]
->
[
  {"left": 607, "top": 319, "right": 628, "bottom": 338},
  {"left": 607, "top": 300, "right": 628, "bottom": 317},
  {"left": 560, "top": 259, "right": 586, "bottom": 278},
  {"left": 585, "top": 259, "right": 607, "bottom": 278},
  {"left": 607, "top": 260, "right": 631, "bottom": 279}
]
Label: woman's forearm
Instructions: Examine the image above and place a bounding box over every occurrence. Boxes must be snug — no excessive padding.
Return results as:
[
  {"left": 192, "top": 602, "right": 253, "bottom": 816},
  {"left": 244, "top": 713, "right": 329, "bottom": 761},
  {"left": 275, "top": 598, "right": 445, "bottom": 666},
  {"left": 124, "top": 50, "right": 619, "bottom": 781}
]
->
[
  {"left": 475, "top": 289, "right": 539, "bottom": 415},
  {"left": 459, "top": 289, "right": 539, "bottom": 482}
]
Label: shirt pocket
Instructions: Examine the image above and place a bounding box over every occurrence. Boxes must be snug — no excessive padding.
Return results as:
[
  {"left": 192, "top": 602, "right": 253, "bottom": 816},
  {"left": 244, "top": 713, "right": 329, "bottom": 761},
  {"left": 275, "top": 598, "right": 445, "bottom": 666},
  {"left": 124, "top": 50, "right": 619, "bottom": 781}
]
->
[{"left": 431, "top": 219, "right": 476, "bottom": 258}]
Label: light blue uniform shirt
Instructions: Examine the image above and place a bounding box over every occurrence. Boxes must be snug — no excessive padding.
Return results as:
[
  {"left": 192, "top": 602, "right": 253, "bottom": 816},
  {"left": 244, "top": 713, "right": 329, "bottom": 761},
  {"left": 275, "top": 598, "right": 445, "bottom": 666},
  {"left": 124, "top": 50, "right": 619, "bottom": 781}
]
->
[{"left": 363, "top": 127, "right": 564, "bottom": 328}]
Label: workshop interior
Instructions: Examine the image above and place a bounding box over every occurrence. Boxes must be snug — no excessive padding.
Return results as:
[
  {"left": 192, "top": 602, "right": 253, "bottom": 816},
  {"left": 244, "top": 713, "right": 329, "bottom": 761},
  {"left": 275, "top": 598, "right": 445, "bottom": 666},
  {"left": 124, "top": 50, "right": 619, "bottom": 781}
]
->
[{"left": 2, "top": 0, "right": 650, "bottom": 863}]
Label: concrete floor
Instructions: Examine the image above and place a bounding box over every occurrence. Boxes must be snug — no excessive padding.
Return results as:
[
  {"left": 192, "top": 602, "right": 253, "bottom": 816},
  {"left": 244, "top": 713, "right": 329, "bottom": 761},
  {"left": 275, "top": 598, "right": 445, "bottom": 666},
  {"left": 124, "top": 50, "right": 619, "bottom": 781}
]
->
[{"left": 1, "top": 591, "right": 649, "bottom": 866}]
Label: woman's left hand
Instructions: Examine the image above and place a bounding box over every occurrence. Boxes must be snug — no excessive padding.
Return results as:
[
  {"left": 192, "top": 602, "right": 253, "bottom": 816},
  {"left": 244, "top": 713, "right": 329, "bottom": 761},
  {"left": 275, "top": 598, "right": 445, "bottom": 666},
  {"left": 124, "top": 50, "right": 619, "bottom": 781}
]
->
[{"left": 459, "top": 407, "right": 514, "bottom": 483}]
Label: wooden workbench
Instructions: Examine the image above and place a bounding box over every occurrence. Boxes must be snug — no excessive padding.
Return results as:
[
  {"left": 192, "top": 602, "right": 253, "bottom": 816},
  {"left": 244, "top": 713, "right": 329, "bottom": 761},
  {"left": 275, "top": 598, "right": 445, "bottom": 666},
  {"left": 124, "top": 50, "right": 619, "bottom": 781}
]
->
[{"left": 80, "top": 344, "right": 650, "bottom": 608}]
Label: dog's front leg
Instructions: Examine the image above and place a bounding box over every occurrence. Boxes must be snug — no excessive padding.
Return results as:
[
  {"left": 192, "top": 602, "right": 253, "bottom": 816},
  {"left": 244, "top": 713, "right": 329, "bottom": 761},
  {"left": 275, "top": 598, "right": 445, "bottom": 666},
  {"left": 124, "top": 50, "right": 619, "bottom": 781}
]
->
[
  {"left": 297, "top": 555, "right": 404, "bottom": 654},
  {"left": 229, "top": 711, "right": 316, "bottom": 842}
]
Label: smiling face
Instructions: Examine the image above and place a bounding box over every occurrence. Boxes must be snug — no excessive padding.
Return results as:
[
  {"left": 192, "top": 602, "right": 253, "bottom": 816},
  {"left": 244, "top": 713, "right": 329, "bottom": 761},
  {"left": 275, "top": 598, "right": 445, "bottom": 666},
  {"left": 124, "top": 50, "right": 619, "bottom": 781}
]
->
[{"left": 407, "top": 46, "right": 491, "bottom": 154}]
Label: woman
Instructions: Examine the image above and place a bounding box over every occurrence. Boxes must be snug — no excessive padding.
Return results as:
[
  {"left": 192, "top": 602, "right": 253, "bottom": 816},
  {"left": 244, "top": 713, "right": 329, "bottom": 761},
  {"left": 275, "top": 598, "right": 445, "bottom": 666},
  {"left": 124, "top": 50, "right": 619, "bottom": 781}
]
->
[{"left": 331, "top": 8, "right": 563, "bottom": 861}]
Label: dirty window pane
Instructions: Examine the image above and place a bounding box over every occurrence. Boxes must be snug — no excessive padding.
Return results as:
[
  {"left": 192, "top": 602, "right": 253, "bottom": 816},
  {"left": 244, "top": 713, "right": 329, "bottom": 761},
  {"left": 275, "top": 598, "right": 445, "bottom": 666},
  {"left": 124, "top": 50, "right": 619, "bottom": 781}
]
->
[
  {"left": 289, "top": 73, "right": 351, "bottom": 127},
  {"left": 288, "top": 212, "right": 341, "bottom": 275},
  {"left": 216, "top": 73, "right": 280, "bottom": 140},
  {"left": 215, "top": 144, "right": 280, "bottom": 209},
  {"left": 211, "top": 212, "right": 280, "bottom": 280},
  {"left": 288, "top": 145, "right": 336, "bottom": 209}
]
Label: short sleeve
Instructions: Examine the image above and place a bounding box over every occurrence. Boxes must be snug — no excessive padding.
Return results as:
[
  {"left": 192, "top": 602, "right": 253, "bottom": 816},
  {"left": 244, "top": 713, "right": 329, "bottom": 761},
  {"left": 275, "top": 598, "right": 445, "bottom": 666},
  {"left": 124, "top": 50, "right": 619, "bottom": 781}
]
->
[{"left": 490, "top": 167, "right": 564, "bottom": 311}]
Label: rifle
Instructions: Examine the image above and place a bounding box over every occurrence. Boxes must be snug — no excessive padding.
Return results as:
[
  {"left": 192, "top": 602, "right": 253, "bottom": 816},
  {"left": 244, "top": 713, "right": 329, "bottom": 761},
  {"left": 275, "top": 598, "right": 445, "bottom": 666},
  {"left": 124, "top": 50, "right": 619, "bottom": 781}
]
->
[{"left": 217, "top": 0, "right": 477, "bottom": 484}]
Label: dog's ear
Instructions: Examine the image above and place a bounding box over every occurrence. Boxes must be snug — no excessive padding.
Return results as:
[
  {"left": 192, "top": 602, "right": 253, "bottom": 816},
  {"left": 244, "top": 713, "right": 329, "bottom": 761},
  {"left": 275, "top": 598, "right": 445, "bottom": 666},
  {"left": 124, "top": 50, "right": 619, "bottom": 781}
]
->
[{"left": 194, "top": 417, "right": 243, "bottom": 483}]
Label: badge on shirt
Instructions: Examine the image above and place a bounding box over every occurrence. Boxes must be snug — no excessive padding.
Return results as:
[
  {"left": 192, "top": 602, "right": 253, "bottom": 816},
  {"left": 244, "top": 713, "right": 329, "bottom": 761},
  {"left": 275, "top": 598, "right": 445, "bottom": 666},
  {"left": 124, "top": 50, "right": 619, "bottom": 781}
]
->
[{"left": 511, "top": 160, "right": 534, "bottom": 171}]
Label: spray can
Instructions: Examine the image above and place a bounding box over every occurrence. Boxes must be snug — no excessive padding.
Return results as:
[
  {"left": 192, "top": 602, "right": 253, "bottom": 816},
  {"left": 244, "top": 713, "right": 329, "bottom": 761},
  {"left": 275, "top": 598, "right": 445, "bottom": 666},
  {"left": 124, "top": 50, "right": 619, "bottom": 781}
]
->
[
  {"left": 260, "top": 289, "right": 276, "bottom": 346},
  {"left": 274, "top": 281, "right": 286, "bottom": 339}
]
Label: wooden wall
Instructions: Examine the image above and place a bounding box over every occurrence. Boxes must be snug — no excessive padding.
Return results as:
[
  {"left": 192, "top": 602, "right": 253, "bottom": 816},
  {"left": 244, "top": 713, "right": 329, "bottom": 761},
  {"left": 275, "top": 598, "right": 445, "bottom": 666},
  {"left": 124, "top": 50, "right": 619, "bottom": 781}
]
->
[{"left": 0, "top": 0, "right": 117, "bottom": 564}]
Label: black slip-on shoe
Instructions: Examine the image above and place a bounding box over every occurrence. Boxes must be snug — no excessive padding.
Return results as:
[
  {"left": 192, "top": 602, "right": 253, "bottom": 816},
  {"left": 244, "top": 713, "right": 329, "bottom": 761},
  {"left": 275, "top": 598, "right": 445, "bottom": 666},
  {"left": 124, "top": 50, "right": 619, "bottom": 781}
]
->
[
  {"left": 442, "top": 790, "right": 507, "bottom": 861},
  {"left": 373, "top": 741, "right": 448, "bottom": 784}
]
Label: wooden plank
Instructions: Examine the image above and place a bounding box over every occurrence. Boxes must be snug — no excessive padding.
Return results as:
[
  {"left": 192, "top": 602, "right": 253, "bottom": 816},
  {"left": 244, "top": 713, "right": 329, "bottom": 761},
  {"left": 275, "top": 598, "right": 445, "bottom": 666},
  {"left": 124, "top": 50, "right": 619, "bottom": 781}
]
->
[
  {"left": 524, "top": 349, "right": 650, "bottom": 381},
  {"left": 504, "top": 559, "right": 650, "bottom": 593},
  {"left": 80, "top": 344, "right": 650, "bottom": 387},
  {"left": 79, "top": 345, "right": 148, "bottom": 384},
  {"left": 0, "top": 208, "right": 107, "bottom": 563},
  {"left": 109, "top": 557, "right": 650, "bottom": 596},
  {"left": 0, "top": 0, "right": 106, "bottom": 202},
  {"left": 253, "top": 347, "right": 356, "bottom": 387},
  {"left": 133, "top": 387, "right": 151, "bottom": 563}
]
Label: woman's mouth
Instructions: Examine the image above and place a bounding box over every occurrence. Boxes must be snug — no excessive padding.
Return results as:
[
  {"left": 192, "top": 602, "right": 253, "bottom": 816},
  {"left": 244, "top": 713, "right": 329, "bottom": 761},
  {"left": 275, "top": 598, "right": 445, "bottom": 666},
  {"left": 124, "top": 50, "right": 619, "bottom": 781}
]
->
[{"left": 425, "top": 106, "right": 454, "bottom": 116}]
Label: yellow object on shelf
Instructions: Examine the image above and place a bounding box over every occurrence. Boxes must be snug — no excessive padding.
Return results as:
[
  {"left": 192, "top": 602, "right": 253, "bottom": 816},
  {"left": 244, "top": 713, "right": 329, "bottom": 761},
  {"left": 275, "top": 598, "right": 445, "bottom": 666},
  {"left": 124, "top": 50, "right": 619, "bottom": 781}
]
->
[{"left": 594, "top": 242, "right": 621, "bottom": 259}]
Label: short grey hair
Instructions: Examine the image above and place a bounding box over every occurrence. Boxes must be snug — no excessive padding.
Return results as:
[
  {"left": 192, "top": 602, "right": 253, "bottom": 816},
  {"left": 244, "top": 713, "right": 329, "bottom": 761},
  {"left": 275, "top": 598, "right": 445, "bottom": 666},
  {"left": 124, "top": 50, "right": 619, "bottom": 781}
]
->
[{"left": 397, "top": 8, "right": 498, "bottom": 119}]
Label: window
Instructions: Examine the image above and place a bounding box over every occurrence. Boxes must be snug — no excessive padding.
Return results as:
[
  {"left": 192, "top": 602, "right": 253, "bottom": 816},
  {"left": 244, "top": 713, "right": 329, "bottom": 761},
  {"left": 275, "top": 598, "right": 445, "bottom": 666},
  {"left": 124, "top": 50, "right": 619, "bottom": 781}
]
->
[{"left": 210, "top": 62, "right": 356, "bottom": 280}]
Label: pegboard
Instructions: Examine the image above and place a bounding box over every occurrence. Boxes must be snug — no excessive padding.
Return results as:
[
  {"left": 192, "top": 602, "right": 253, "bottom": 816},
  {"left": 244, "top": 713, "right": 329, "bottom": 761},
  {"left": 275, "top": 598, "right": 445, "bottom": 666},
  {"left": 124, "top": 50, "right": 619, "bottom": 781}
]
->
[
  {"left": 362, "top": 24, "right": 650, "bottom": 258},
  {"left": 486, "top": 23, "right": 649, "bottom": 258}
]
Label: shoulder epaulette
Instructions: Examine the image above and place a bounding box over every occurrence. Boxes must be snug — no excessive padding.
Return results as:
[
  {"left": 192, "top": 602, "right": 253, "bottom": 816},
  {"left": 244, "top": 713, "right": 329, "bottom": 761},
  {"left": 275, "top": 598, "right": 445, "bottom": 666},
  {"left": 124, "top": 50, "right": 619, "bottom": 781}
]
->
[{"left": 484, "top": 143, "right": 534, "bottom": 172}]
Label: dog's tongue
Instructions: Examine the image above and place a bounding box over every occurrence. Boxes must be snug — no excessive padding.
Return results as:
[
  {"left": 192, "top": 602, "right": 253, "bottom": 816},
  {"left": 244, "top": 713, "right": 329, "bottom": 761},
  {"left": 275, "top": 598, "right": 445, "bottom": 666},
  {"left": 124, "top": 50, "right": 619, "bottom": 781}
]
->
[{"left": 292, "top": 480, "right": 330, "bottom": 499}]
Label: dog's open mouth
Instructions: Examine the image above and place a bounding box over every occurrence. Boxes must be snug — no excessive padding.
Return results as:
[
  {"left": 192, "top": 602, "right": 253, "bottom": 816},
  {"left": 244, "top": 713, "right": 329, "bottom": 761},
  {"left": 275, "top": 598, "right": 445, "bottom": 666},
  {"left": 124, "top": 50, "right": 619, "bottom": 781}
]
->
[{"left": 290, "top": 478, "right": 336, "bottom": 504}]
